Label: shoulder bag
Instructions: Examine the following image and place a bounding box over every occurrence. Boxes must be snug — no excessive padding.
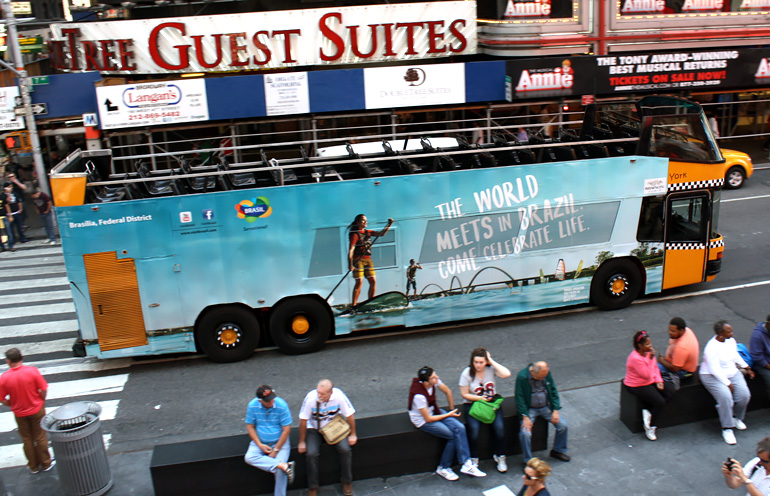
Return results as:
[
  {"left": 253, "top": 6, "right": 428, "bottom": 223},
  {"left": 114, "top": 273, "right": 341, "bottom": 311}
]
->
[{"left": 316, "top": 401, "right": 351, "bottom": 445}]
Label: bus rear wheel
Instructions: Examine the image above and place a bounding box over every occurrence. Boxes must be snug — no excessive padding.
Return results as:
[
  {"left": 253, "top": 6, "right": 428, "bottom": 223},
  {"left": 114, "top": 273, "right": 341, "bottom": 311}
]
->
[
  {"left": 590, "top": 259, "right": 641, "bottom": 311},
  {"left": 197, "top": 307, "right": 260, "bottom": 363},
  {"left": 269, "top": 297, "right": 331, "bottom": 355}
]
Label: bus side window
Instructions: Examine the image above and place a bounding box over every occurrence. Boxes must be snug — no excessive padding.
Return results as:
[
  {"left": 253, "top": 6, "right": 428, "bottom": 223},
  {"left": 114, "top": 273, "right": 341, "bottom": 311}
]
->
[
  {"left": 667, "top": 197, "right": 707, "bottom": 243},
  {"left": 637, "top": 197, "right": 664, "bottom": 242}
]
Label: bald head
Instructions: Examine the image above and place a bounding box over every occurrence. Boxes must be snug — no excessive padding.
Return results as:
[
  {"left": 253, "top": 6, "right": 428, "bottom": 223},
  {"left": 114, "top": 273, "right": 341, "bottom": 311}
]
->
[
  {"left": 317, "top": 379, "right": 334, "bottom": 402},
  {"left": 530, "top": 361, "right": 549, "bottom": 380}
]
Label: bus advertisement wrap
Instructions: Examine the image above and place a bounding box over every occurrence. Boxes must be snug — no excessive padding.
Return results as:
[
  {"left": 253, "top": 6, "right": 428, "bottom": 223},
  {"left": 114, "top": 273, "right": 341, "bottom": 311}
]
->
[{"left": 57, "top": 155, "right": 668, "bottom": 356}]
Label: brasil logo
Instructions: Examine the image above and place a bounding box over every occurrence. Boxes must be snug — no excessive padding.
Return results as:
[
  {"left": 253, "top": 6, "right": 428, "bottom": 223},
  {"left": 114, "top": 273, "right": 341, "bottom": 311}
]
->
[{"left": 235, "top": 197, "right": 272, "bottom": 223}]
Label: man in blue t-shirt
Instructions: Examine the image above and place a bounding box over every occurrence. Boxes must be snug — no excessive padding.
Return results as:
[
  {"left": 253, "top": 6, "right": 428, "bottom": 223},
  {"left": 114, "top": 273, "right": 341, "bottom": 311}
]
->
[{"left": 244, "top": 385, "right": 294, "bottom": 496}]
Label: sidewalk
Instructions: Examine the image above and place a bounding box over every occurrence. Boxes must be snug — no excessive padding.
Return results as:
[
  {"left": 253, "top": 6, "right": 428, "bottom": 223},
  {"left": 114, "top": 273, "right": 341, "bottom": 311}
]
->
[{"left": 1, "top": 381, "right": 764, "bottom": 495}]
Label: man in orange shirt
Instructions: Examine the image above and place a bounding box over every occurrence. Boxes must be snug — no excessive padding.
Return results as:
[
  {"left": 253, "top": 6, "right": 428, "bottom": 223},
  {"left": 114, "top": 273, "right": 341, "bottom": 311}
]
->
[
  {"left": 0, "top": 348, "right": 54, "bottom": 473},
  {"left": 658, "top": 317, "right": 700, "bottom": 380}
]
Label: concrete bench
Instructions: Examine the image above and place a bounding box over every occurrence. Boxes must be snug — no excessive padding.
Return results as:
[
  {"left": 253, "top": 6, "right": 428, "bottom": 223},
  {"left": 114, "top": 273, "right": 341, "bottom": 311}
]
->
[
  {"left": 620, "top": 372, "right": 770, "bottom": 433},
  {"left": 150, "top": 397, "right": 548, "bottom": 496}
]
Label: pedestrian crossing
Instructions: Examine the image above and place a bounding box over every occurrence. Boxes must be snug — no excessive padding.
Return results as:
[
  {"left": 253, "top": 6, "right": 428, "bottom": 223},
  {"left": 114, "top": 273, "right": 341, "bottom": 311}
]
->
[{"left": 0, "top": 240, "right": 132, "bottom": 469}]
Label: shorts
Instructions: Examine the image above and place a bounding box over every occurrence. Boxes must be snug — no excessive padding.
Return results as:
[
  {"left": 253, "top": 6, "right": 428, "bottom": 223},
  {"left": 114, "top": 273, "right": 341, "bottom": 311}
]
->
[
  {"left": 353, "top": 259, "right": 375, "bottom": 279},
  {"left": 406, "top": 279, "right": 416, "bottom": 291}
]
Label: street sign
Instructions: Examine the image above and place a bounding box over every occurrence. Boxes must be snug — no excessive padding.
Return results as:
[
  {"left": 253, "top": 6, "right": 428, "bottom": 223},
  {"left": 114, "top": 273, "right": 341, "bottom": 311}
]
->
[
  {"left": 11, "top": 2, "right": 31, "bottom": 15},
  {"left": 30, "top": 76, "right": 49, "bottom": 85},
  {"left": 83, "top": 113, "right": 98, "bottom": 127},
  {"left": 13, "top": 103, "right": 47, "bottom": 116}
]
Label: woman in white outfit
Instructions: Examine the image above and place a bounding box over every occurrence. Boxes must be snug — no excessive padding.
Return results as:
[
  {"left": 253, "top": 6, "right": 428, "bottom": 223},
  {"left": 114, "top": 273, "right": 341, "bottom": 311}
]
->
[{"left": 699, "top": 320, "right": 755, "bottom": 445}]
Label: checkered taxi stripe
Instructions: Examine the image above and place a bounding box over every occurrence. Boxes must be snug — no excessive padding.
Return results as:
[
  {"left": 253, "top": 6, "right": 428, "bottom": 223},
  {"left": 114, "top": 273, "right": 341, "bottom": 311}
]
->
[
  {"left": 709, "top": 239, "right": 725, "bottom": 249},
  {"left": 665, "top": 243, "right": 706, "bottom": 250},
  {"left": 668, "top": 178, "right": 724, "bottom": 192}
]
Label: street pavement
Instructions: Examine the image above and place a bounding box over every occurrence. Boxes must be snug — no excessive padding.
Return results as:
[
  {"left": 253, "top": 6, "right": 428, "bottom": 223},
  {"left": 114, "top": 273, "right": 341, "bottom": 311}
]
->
[{"left": 0, "top": 138, "right": 768, "bottom": 495}]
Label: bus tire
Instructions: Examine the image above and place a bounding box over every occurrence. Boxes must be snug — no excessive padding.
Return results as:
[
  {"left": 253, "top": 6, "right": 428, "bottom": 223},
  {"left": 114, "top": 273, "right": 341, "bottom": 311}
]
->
[
  {"left": 196, "top": 306, "right": 260, "bottom": 363},
  {"left": 590, "top": 259, "right": 641, "bottom": 311},
  {"left": 725, "top": 166, "right": 745, "bottom": 189},
  {"left": 269, "top": 297, "right": 331, "bottom": 355}
]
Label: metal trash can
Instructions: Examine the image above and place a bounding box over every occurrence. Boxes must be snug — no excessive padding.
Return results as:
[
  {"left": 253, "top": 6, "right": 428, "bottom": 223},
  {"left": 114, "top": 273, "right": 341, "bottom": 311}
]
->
[{"left": 41, "top": 401, "right": 113, "bottom": 496}]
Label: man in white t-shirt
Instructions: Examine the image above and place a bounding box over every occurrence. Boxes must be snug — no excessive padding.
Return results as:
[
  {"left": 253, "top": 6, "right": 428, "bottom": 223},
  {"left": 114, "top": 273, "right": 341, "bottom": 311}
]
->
[{"left": 298, "top": 379, "right": 357, "bottom": 496}]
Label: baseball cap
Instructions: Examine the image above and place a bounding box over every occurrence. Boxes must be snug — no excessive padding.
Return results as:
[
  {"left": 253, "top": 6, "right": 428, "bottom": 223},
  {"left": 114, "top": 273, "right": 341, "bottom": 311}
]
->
[{"left": 256, "top": 385, "right": 276, "bottom": 401}]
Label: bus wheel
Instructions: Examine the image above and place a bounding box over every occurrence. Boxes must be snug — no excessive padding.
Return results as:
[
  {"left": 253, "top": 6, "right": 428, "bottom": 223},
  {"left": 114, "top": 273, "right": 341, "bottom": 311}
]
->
[
  {"left": 269, "top": 297, "right": 331, "bottom": 355},
  {"left": 590, "top": 259, "right": 641, "bottom": 311},
  {"left": 197, "top": 307, "right": 260, "bottom": 363}
]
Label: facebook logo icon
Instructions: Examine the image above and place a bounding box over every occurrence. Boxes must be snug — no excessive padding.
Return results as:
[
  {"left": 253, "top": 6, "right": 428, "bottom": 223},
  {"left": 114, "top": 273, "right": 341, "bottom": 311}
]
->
[{"left": 202, "top": 209, "right": 214, "bottom": 220}]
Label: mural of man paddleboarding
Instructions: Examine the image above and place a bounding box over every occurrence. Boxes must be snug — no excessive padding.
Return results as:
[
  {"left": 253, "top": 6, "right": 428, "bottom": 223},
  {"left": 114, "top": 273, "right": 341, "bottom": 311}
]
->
[{"left": 348, "top": 214, "right": 393, "bottom": 307}]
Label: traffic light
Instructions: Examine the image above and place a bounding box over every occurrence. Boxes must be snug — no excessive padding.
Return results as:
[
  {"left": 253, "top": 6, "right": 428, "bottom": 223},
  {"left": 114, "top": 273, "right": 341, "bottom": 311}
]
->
[
  {"left": 4, "top": 135, "right": 20, "bottom": 149},
  {"left": 3, "top": 132, "right": 30, "bottom": 153}
]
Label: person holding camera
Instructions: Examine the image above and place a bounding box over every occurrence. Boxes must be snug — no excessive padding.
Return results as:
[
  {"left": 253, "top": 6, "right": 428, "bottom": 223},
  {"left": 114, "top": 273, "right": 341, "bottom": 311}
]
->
[{"left": 723, "top": 437, "right": 770, "bottom": 495}]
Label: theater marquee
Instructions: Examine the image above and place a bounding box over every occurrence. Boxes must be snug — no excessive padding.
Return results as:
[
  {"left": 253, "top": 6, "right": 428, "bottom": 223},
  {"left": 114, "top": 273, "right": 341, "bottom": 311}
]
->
[{"left": 48, "top": 2, "right": 478, "bottom": 74}]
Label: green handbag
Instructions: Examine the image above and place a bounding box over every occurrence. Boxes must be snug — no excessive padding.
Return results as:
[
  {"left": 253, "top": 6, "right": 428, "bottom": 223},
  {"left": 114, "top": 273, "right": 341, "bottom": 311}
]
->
[{"left": 468, "top": 395, "right": 504, "bottom": 424}]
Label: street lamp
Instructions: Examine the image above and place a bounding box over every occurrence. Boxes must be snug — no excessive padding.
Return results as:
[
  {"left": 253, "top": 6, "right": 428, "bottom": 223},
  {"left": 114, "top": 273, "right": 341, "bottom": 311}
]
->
[{"left": 0, "top": 0, "right": 50, "bottom": 196}]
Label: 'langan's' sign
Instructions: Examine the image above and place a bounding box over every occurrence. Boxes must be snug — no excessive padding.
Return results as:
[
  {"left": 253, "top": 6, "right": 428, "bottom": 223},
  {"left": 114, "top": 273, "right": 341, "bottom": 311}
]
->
[{"left": 48, "top": 1, "right": 477, "bottom": 75}]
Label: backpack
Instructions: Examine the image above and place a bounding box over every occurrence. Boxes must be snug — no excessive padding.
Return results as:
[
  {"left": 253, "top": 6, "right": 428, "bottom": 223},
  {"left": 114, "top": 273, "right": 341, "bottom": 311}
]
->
[{"left": 737, "top": 343, "right": 753, "bottom": 368}]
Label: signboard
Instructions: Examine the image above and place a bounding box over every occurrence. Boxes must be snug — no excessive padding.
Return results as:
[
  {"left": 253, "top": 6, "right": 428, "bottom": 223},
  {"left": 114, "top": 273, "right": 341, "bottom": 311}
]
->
[
  {"left": 48, "top": 2, "right": 477, "bottom": 74},
  {"left": 0, "top": 87, "right": 24, "bottom": 131},
  {"left": 83, "top": 113, "right": 98, "bottom": 127},
  {"left": 11, "top": 1, "right": 31, "bottom": 15},
  {"left": 30, "top": 76, "right": 49, "bottom": 85},
  {"left": 506, "top": 47, "right": 770, "bottom": 99},
  {"left": 618, "top": 0, "right": 769, "bottom": 16},
  {"left": 95, "top": 79, "right": 209, "bottom": 129},
  {"left": 14, "top": 103, "right": 47, "bottom": 115},
  {"left": 364, "top": 63, "right": 466, "bottom": 109},
  {"left": 264, "top": 72, "right": 310, "bottom": 116}
]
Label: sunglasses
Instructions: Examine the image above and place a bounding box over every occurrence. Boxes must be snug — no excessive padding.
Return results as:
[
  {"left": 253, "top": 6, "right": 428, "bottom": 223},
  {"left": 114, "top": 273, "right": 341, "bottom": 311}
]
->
[
  {"left": 758, "top": 457, "right": 770, "bottom": 465},
  {"left": 523, "top": 473, "right": 539, "bottom": 481}
]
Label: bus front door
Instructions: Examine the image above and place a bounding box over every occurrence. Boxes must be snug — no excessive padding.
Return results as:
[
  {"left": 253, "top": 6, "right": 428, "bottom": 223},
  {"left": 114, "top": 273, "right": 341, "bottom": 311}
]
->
[{"left": 662, "top": 194, "right": 710, "bottom": 290}]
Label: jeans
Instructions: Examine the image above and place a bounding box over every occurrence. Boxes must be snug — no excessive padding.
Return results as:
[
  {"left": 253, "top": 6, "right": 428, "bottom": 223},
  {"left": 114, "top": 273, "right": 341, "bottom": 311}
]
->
[
  {"left": 754, "top": 366, "right": 770, "bottom": 400},
  {"left": 244, "top": 440, "right": 290, "bottom": 496},
  {"left": 418, "top": 409, "right": 470, "bottom": 470},
  {"left": 462, "top": 403, "right": 505, "bottom": 457},
  {"left": 40, "top": 211, "right": 56, "bottom": 242},
  {"left": 519, "top": 406, "right": 568, "bottom": 462},
  {"left": 7, "top": 213, "right": 27, "bottom": 245},
  {"left": 16, "top": 408, "right": 52, "bottom": 471},
  {"left": 305, "top": 428, "right": 352, "bottom": 488},
  {"left": 700, "top": 372, "right": 751, "bottom": 429},
  {"left": 657, "top": 362, "right": 690, "bottom": 379}
]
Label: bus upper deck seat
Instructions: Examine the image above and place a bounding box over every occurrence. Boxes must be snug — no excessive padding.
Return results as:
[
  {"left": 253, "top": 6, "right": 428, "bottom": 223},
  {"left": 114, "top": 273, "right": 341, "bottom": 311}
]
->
[
  {"left": 136, "top": 162, "right": 183, "bottom": 197},
  {"left": 219, "top": 156, "right": 257, "bottom": 189},
  {"left": 542, "top": 146, "right": 577, "bottom": 163},
  {"left": 179, "top": 159, "right": 219, "bottom": 193},
  {"left": 85, "top": 162, "right": 134, "bottom": 203}
]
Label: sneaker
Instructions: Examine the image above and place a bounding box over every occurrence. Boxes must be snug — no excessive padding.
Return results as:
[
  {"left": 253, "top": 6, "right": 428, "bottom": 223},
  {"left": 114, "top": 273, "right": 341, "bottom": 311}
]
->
[
  {"left": 43, "top": 459, "right": 56, "bottom": 472},
  {"left": 734, "top": 419, "right": 747, "bottom": 431},
  {"left": 723, "top": 429, "right": 737, "bottom": 445},
  {"left": 285, "top": 461, "right": 295, "bottom": 484},
  {"left": 493, "top": 454, "right": 508, "bottom": 473},
  {"left": 27, "top": 466, "right": 39, "bottom": 474},
  {"left": 645, "top": 426, "right": 657, "bottom": 441},
  {"left": 49, "top": 240, "right": 57, "bottom": 245},
  {"left": 470, "top": 457, "right": 479, "bottom": 467},
  {"left": 642, "top": 409, "right": 652, "bottom": 431},
  {"left": 436, "top": 467, "right": 459, "bottom": 481},
  {"left": 460, "top": 461, "right": 486, "bottom": 477}
]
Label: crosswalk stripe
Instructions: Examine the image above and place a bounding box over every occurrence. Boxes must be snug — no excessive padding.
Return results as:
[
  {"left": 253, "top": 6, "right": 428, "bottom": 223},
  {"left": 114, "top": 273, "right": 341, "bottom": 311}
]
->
[
  {"left": 0, "top": 257, "right": 64, "bottom": 269},
  {"left": 9, "top": 338, "right": 76, "bottom": 357},
  {"left": 6, "top": 277, "right": 70, "bottom": 290},
  {"left": 0, "top": 434, "right": 112, "bottom": 469},
  {"left": 34, "top": 359, "right": 133, "bottom": 376},
  {"left": 0, "top": 400, "right": 119, "bottom": 434},
  {"left": 0, "top": 290, "right": 73, "bottom": 305},
  {"left": 47, "top": 374, "right": 129, "bottom": 401},
  {"left": 0, "top": 266, "right": 66, "bottom": 278},
  {"left": 0, "top": 302, "right": 76, "bottom": 319},
  {"left": 0, "top": 320, "right": 79, "bottom": 338}
]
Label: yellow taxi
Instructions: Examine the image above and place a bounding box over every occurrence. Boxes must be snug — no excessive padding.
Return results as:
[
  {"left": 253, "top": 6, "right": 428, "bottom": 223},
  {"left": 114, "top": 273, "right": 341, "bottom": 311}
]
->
[{"left": 721, "top": 147, "right": 753, "bottom": 189}]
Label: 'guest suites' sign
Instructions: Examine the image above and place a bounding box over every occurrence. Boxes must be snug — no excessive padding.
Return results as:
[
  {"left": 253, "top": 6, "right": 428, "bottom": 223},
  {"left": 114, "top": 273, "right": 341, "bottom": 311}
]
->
[{"left": 48, "top": 2, "right": 477, "bottom": 74}]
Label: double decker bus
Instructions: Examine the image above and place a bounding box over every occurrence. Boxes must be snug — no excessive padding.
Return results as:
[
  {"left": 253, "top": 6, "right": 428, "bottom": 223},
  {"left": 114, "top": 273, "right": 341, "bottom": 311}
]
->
[{"left": 50, "top": 96, "right": 725, "bottom": 362}]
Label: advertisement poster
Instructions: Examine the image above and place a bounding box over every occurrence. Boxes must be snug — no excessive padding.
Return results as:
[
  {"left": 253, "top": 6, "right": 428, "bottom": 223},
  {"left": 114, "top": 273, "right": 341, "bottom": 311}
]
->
[
  {"left": 506, "top": 47, "right": 770, "bottom": 99},
  {"left": 364, "top": 63, "right": 466, "bottom": 109},
  {"left": 618, "top": 0, "right": 767, "bottom": 15},
  {"left": 264, "top": 72, "right": 310, "bottom": 116},
  {"left": 96, "top": 79, "right": 209, "bottom": 129},
  {"left": 0, "top": 87, "right": 24, "bottom": 131}
]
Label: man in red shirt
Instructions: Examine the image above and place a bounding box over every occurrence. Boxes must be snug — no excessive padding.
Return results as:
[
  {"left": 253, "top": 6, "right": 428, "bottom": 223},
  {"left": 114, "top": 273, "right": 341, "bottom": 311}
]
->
[
  {"left": 348, "top": 214, "right": 393, "bottom": 306},
  {"left": 658, "top": 317, "right": 700, "bottom": 380},
  {"left": 0, "top": 348, "right": 54, "bottom": 473}
]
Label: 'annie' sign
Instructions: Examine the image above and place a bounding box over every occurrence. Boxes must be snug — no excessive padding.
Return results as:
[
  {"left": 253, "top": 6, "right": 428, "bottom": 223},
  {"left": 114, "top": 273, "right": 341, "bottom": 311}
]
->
[{"left": 49, "top": 2, "right": 477, "bottom": 74}]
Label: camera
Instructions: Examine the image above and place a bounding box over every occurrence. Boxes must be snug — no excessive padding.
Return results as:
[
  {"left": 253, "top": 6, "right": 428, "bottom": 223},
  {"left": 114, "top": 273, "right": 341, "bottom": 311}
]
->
[{"left": 725, "top": 457, "right": 737, "bottom": 470}]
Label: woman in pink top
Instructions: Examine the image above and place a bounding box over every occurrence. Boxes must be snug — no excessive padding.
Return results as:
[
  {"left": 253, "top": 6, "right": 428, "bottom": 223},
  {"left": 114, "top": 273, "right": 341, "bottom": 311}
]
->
[{"left": 623, "top": 330, "right": 676, "bottom": 441}]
